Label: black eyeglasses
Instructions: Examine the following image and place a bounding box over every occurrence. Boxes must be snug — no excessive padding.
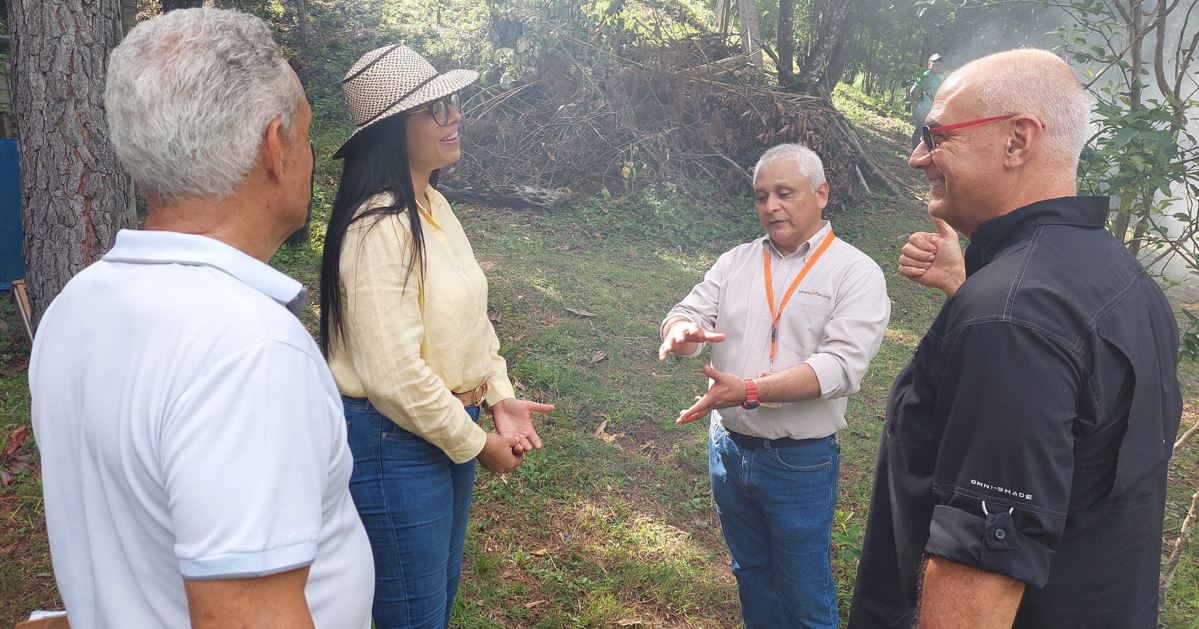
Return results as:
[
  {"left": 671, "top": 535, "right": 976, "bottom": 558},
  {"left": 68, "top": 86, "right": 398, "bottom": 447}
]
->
[{"left": 423, "top": 92, "right": 461, "bottom": 126}]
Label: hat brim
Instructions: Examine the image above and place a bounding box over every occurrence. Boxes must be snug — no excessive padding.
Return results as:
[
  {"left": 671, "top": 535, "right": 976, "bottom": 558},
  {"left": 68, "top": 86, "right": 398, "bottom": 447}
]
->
[{"left": 334, "top": 69, "right": 479, "bottom": 159}]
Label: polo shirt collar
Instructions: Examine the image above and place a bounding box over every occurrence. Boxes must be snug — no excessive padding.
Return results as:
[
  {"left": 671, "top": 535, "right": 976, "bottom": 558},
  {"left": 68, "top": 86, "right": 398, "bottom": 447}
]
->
[
  {"left": 964, "top": 196, "right": 1109, "bottom": 276},
  {"left": 103, "top": 229, "right": 304, "bottom": 312},
  {"left": 763, "top": 220, "right": 832, "bottom": 260}
]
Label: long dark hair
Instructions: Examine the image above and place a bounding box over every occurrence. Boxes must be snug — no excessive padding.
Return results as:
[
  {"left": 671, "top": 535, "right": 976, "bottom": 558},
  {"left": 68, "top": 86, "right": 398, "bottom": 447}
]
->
[{"left": 319, "top": 113, "right": 437, "bottom": 356}]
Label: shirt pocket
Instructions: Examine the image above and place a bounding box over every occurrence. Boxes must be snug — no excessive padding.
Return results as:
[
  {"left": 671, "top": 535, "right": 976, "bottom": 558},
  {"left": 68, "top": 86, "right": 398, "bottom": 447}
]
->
[{"left": 774, "top": 299, "right": 834, "bottom": 368}]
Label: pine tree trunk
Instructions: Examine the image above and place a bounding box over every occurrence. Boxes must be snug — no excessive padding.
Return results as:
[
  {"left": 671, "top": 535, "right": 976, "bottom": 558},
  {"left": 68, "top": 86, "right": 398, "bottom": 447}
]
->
[{"left": 10, "top": 0, "right": 133, "bottom": 327}]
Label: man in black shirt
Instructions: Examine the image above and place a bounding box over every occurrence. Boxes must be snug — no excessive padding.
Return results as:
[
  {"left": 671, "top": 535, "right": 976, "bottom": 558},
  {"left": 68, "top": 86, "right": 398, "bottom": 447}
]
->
[{"left": 849, "top": 49, "right": 1183, "bottom": 628}]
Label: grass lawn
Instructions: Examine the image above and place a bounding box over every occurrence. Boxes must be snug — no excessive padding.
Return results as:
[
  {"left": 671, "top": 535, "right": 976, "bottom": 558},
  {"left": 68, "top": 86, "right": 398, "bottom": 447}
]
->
[{"left": 1, "top": 86, "right": 1196, "bottom": 627}]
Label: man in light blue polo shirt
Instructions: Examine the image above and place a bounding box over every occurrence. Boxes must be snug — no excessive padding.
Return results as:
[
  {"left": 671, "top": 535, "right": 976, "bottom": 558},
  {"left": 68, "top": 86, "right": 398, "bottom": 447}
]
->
[{"left": 28, "top": 9, "right": 373, "bottom": 628}]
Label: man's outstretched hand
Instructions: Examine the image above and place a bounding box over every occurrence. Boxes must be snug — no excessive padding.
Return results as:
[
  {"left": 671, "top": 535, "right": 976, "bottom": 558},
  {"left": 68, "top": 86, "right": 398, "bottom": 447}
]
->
[
  {"left": 658, "top": 320, "right": 727, "bottom": 362},
  {"left": 677, "top": 364, "right": 746, "bottom": 425}
]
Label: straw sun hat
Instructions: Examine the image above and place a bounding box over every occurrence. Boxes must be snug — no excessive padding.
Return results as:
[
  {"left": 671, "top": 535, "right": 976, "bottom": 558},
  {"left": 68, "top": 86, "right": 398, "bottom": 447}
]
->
[{"left": 333, "top": 44, "right": 479, "bottom": 158}]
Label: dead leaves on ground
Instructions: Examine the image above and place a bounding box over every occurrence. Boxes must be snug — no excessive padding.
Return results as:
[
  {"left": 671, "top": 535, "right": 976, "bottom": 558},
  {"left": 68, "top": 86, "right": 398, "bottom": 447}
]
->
[
  {"left": 1, "top": 425, "right": 33, "bottom": 486},
  {"left": 594, "top": 418, "right": 623, "bottom": 448}
]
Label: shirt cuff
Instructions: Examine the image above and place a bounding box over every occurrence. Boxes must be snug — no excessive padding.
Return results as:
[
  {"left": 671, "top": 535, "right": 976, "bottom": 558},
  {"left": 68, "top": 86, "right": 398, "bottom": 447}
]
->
[
  {"left": 179, "top": 540, "right": 316, "bottom": 580},
  {"left": 485, "top": 374, "right": 516, "bottom": 406},
  {"left": 803, "top": 353, "right": 844, "bottom": 399},
  {"left": 925, "top": 504, "right": 1055, "bottom": 588},
  {"left": 443, "top": 420, "right": 488, "bottom": 464}
]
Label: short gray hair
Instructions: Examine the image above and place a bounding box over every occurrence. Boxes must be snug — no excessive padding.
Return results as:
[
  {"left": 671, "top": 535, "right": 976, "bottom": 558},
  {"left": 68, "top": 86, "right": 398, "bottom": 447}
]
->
[
  {"left": 967, "top": 49, "right": 1093, "bottom": 175},
  {"left": 105, "top": 8, "right": 303, "bottom": 203},
  {"left": 752, "top": 144, "right": 827, "bottom": 192}
]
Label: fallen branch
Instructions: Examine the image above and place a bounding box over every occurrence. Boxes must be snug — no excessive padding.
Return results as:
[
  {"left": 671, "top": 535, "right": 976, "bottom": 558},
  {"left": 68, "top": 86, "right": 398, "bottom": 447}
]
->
[
  {"left": 1161, "top": 406, "right": 1199, "bottom": 608},
  {"left": 1161, "top": 480, "right": 1199, "bottom": 608}
]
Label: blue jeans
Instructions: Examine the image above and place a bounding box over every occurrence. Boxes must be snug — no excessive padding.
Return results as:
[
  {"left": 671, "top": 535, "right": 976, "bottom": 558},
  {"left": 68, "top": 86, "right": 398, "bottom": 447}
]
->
[
  {"left": 343, "top": 396, "right": 478, "bottom": 629},
  {"left": 709, "top": 419, "right": 840, "bottom": 629}
]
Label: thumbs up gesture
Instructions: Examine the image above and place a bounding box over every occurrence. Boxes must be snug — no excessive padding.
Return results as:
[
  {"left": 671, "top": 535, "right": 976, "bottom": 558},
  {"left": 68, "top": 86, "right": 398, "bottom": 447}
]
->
[{"left": 898, "top": 218, "right": 965, "bottom": 297}]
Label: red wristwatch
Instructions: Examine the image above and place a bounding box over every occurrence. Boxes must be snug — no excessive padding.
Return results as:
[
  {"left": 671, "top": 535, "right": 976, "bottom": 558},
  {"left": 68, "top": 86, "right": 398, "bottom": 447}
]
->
[{"left": 741, "top": 379, "right": 760, "bottom": 410}]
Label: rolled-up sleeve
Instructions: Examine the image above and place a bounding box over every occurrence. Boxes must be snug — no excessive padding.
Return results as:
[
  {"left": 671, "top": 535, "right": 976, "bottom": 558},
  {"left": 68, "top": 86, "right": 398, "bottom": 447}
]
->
[
  {"left": 662, "top": 251, "right": 730, "bottom": 357},
  {"left": 923, "top": 322, "right": 1078, "bottom": 588},
  {"left": 340, "top": 218, "right": 486, "bottom": 464},
  {"left": 804, "top": 260, "right": 889, "bottom": 399}
]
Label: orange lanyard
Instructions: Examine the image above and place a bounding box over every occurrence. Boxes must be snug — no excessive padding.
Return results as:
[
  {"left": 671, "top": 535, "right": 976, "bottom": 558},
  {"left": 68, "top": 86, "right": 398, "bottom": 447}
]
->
[{"left": 763, "top": 230, "right": 836, "bottom": 368}]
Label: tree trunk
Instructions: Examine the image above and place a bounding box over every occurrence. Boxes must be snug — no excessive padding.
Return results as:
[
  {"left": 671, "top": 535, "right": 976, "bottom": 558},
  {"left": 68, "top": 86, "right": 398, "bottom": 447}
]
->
[
  {"left": 296, "top": 0, "right": 308, "bottom": 49},
  {"left": 160, "top": 0, "right": 203, "bottom": 11},
  {"left": 10, "top": 0, "right": 133, "bottom": 327},
  {"left": 777, "top": 0, "right": 795, "bottom": 88},
  {"left": 824, "top": 2, "right": 857, "bottom": 91},
  {"left": 715, "top": 0, "right": 731, "bottom": 35},
  {"left": 119, "top": 0, "right": 138, "bottom": 33},
  {"left": 794, "top": 0, "right": 856, "bottom": 97},
  {"left": 735, "top": 0, "right": 762, "bottom": 67},
  {"left": 864, "top": 40, "right": 875, "bottom": 95},
  {"left": 1112, "top": 1, "right": 1143, "bottom": 244}
]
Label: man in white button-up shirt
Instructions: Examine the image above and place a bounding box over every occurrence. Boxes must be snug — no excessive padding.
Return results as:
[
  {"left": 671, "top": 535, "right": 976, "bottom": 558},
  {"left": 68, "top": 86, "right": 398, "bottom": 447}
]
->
[
  {"left": 659, "top": 144, "right": 889, "bottom": 628},
  {"left": 28, "top": 9, "right": 372, "bottom": 629}
]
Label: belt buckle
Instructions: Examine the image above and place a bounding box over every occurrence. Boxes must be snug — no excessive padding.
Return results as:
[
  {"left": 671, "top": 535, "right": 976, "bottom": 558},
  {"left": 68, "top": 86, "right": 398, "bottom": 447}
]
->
[{"left": 455, "top": 382, "right": 488, "bottom": 407}]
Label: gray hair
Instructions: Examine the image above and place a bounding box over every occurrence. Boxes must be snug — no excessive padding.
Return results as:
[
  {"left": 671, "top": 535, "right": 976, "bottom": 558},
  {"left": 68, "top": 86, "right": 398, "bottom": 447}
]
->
[
  {"left": 967, "top": 49, "right": 1093, "bottom": 176},
  {"left": 105, "top": 8, "right": 303, "bottom": 203},
  {"left": 752, "top": 144, "right": 827, "bottom": 192}
]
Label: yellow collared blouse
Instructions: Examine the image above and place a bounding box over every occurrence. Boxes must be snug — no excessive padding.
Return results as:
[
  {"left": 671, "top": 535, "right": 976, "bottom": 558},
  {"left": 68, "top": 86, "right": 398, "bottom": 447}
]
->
[{"left": 327, "top": 186, "right": 516, "bottom": 463}]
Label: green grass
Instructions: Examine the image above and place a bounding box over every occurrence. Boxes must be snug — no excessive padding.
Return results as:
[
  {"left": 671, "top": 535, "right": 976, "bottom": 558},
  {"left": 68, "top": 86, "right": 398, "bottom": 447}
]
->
[
  {"left": 1, "top": 82, "right": 1197, "bottom": 627},
  {"left": 0, "top": 298, "right": 59, "bottom": 627}
]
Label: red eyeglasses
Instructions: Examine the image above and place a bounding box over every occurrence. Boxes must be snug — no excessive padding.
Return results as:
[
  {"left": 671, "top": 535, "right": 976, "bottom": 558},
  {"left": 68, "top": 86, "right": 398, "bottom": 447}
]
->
[{"left": 920, "top": 114, "right": 1019, "bottom": 151}]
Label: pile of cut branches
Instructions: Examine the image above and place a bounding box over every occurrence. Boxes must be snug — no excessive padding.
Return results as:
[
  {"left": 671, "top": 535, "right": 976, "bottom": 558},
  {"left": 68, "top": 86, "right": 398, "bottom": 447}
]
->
[{"left": 442, "top": 27, "right": 900, "bottom": 210}]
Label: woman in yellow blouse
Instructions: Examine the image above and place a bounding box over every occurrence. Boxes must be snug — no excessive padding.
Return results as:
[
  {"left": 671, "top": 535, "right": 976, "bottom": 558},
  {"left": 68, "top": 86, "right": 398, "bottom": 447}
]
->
[{"left": 319, "top": 45, "right": 553, "bottom": 629}]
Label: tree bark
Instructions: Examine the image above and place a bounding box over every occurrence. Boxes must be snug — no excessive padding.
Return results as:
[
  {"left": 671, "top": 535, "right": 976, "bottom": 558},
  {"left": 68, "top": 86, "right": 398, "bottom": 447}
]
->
[
  {"left": 10, "top": 0, "right": 133, "bottom": 326},
  {"left": 119, "top": 0, "right": 138, "bottom": 33},
  {"left": 777, "top": 0, "right": 795, "bottom": 88},
  {"left": 794, "top": 0, "right": 856, "bottom": 97},
  {"left": 735, "top": 0, "right": 762, "bottom": 67},
  {"left": 824, "top": 2, "right": 857, "bottom": 91}
]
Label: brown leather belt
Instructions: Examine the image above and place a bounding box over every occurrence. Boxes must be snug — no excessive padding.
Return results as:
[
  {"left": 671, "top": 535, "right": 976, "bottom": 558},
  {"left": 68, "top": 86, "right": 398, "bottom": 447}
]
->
[{"left": 452, "top": 382, "right": 488, "bottom": 407}]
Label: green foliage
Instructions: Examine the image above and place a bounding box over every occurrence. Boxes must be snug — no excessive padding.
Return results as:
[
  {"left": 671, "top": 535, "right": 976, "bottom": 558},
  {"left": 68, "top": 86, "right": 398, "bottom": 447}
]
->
[
  {"left": 1050, "top": 0, "right": 1199, "bottom": 356},
  {"left": 1082, "top": 97, "right": 1189, "bottom": 202},
  {"left": 1181, "top": 309, "right": 1199, "bottom": 363}
]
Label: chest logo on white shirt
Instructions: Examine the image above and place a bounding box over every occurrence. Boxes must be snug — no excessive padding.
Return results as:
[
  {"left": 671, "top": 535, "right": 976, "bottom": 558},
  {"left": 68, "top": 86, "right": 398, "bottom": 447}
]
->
[{"left": 794, "top": 289, "right": 832, "bottom": 301}]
